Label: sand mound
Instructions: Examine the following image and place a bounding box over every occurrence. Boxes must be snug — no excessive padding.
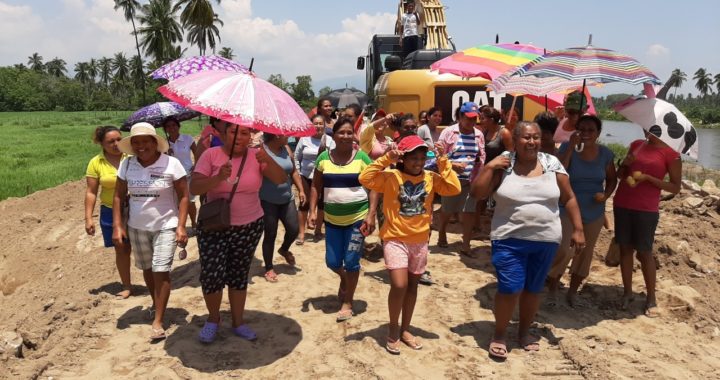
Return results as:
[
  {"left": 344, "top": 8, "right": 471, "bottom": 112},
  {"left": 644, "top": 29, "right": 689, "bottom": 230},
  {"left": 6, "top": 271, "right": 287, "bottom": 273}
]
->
[{"left": 1, "top": 181, "right": 719, "bottom": 379}]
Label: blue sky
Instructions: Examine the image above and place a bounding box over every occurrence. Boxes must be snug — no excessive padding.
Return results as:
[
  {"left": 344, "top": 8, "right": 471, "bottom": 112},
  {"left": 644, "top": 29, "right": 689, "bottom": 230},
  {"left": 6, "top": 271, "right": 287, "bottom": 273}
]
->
[{"left": 2, "top": 0, "right": 718, "bottom": 96}]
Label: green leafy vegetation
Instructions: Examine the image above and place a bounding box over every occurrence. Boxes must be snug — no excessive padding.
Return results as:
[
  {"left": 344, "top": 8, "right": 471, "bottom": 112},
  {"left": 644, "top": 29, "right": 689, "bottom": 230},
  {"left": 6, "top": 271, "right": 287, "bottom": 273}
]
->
[{"left": 0, "top": 112, "right": 204, "bottom": 200}]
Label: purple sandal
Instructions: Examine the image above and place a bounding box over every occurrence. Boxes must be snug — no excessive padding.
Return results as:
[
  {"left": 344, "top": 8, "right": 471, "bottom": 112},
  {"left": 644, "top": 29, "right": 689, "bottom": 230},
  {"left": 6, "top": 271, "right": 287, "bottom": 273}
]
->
[
  {"left": 233, "top": 324, "right": 257, "bottom": 341},
  {"left": 199, "top": 320, "right": 220, "bottom": 344}
]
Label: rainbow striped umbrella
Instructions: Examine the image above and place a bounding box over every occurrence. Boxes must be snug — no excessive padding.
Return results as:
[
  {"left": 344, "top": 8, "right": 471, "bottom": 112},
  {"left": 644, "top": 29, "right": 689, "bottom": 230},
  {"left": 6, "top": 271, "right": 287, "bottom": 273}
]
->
[
  {"left": 488, "top": 73, "right": 601, "bottom": 96},
  {"left": 511, "top": 46, "right": 661, "bottom": 85},
  {"left": 430, "top": 43, "right": 546, "bottom": 79}
]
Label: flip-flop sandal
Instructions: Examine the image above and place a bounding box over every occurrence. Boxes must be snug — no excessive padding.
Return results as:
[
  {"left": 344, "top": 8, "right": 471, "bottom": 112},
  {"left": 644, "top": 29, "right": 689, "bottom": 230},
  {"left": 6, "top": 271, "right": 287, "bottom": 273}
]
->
[
  {"left": 150, "top": 327, "right": 166, "bottom": 341},
  {"left": 520, "top": 335, "right": 540, "bottom": 352},
  {"left": 386, "top": 337, "right": 401, "bottom": 355},
  {"left": 336, "top": 309, "right": 354, "bottom": 322},
  {"left": 644, "top": 305, "right": 660, "bottom": 318},
  {"left": 401, "top": 335, "right": 423, "bottom": 350},
  {"left": 233, "top": 324, "right": 257, "bottom": 341},
  {"left": 264, "top": 271, "right": 278, "bottom": 283},
  {"left": 279, "top": 250, "right": 296, "bottom": 266},
  {"left": 295, "top": 239, "right": 304, "bottom": 246},
  {"left": 199, "top": 320, "right": 220, "bottom": 343},
  {"left": 115, "top": 289, "right": 132, "bottom": 299},
  {"left": 488, "top": 339, "right": 508, "bottom": 359}
]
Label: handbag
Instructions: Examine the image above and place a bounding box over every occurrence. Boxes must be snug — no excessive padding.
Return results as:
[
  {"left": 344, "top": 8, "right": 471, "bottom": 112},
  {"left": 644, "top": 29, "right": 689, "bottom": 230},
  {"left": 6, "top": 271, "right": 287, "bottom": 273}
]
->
[
  {"left": 197, "top": 152, "right": 248, "bottom": 231},
  {"left": 604, "top": 237, "right": 621, "bottom": 267}
]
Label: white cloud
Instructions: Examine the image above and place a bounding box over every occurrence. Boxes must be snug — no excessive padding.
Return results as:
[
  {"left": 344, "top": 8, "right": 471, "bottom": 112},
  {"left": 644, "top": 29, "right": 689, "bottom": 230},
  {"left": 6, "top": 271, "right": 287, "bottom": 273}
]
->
[
  {"left": 0, "top": 2, "right": 43, "bottom": 58},
  {"left": 219, "top": 0, "right": 395, "bottom": 86},
  {"left": 646, "top": 43, "right": 670, "bottom": 57}
]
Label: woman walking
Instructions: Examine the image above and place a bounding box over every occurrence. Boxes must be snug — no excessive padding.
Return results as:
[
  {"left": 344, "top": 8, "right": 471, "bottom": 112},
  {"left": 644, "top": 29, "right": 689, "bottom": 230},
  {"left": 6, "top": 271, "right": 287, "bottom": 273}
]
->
[
  {"left": 471, "top": 122, "right": 585, "bottom": 359},
  {"left": 546, "top": 115, "right": 618, "bottom": 306},
  {"left": 85, "top": 126, "right": 132, "bottom": 299},
  {"left": 113, "top": 123, "right": 189, "bottom": 341},
  {"left": 191, "top": 123, "right": 286, "bottom": 343},
  {"left": 309, "top": 117, "right": 378, "bottom": 322},
  {"left": 260, "top": 133, "right": 305, "bottom": 282},
  {"left": 294, "top": 114, "right": 326, "bottom": 245},
  {"left": 614, "top": 130, "right": 681, "bottom": 316}
]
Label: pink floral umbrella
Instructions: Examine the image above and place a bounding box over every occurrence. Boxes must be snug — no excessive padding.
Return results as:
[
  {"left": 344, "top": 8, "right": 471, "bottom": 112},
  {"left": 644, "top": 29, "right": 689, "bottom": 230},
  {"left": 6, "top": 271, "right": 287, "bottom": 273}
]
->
[
  {"left": 158, "top": 70, "right": 314, "bottom": 137},
  {"left": 151, "top": 55, "right": 249, "bottom": 81}
]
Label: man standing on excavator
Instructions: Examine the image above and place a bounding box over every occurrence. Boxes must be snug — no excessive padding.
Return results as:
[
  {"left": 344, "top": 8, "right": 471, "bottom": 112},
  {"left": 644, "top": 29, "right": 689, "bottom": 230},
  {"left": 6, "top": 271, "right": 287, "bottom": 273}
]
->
[{"left": 399, "top": 0, "right": 423, "bottom": 58}]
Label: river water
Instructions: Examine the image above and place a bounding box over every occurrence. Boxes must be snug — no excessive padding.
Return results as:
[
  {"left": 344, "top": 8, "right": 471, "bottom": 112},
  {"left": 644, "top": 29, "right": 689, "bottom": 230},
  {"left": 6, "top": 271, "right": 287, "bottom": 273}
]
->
[{"left": 599, "top": 121, "right": 720, "bottom": 169}]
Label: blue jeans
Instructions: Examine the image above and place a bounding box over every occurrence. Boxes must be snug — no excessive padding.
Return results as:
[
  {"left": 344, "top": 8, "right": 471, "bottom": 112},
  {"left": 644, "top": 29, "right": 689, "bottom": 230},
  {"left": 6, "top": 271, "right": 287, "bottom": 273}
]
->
[{"left": 324, "top": 220, "right": 364, "bottom": 272}]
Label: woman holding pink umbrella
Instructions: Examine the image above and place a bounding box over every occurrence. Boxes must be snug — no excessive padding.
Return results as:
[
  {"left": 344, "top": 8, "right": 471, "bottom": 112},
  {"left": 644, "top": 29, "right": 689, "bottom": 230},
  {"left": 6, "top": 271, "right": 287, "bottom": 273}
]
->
[{"left": 191, "top": 123, "right": 287, "bottom": 343}]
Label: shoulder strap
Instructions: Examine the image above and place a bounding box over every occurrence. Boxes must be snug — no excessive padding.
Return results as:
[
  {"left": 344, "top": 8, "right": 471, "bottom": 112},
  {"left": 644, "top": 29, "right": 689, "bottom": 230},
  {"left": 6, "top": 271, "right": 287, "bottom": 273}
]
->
[{"left": 227, "top": 150, "right": 249, "bottom": 203}]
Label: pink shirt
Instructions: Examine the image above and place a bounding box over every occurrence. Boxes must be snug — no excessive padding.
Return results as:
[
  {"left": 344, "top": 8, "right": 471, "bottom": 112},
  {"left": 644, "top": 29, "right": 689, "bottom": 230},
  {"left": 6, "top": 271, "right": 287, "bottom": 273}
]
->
[
  {"left": 614, "top": 139, "right": 679, "bottom": 213},
  {"left": 194, "top": 147, "right": 266, "bottom": 226}
]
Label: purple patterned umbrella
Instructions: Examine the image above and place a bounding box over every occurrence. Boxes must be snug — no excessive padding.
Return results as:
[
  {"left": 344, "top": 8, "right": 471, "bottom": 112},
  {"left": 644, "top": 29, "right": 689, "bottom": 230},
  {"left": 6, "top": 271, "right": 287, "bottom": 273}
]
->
[
  {"left": 151, "top": 55, "right": 249, "bottom": 81},
  {"left": 122, "top": 102, "right": 200, "bottom": 130}
]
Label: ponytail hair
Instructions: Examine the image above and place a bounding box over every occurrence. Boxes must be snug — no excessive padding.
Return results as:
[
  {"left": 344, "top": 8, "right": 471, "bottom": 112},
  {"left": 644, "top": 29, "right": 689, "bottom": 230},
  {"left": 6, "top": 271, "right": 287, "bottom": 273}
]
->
[{"left": 93, "top": 125, "right": 120, "bottom": 144}]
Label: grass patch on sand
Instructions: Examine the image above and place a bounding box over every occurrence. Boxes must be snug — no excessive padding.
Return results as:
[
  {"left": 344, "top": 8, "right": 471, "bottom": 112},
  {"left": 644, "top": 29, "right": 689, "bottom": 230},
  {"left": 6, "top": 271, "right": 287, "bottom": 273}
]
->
[{"left": 0, "top": 111, "right": 205, "bottom": 200}]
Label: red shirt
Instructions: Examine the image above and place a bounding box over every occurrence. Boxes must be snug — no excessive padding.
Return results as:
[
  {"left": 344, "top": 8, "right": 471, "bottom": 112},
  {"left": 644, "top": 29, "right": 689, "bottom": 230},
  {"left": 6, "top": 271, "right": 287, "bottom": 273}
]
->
[{"left": 613, "top": 139, "right": 679, "bottom": 213}]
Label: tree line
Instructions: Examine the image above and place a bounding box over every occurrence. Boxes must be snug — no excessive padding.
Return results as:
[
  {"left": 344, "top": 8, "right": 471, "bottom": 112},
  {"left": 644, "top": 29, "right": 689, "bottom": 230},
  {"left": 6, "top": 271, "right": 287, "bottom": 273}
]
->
[
  {"left": 0, "top": 0, "right": 334, "bottom": 113},
  {"left": 593, "top": 68, "right": 720, "bottom": 126}
]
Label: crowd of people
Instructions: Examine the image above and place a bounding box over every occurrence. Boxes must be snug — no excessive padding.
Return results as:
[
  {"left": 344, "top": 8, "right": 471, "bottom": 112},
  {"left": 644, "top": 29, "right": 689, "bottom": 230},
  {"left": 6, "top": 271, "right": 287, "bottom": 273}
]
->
[{"left": 83, "top": 91, "right": 682, "bottom": 359}]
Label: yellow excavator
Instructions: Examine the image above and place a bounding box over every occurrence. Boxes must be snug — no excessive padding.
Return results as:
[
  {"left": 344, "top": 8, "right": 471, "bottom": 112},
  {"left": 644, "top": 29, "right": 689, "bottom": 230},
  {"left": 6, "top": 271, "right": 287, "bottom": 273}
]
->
[{"left": 357, "top": 0, "right": 545, "bottom": 125}]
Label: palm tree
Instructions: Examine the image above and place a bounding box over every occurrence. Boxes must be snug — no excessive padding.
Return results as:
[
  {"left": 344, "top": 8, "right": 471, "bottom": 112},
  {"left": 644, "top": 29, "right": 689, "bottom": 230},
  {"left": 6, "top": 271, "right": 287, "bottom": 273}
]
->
[
  {"left": 186, "top": 13, "right": 223, "bottom": 55},
  {"left": 74, "top": 62, "right": 90, "bottom": 84},
  {"left": 45, "top": 58, "right": 68, "bottom": 77},
  {"left": 98, "top": 57, "right": 113, "bottom": 87},
  {"left": 174, "top": 0, "right": 221, "bottom": 28},
  {"left": 137, "top": 0, "right": 184, "bottom": 64},
  {"left": 671, "top": 69, "right": 686, "bottom": 97},
  {"left": 27, "top": 53, "right": 44, "bottom": 72},
  {"left": 218, "top": 47, "right": 234, "bottom": 60},
  {"left": 714, "top": 73, "right": 720, "bottom": 94},
  {"left": 130, "top": 55, "right": 146, "bottom": 89},
  {"left": 13, "top": 64, "right": 27, "bottom": 71},
  {"left": 694, "top": 68, "right": 712, "bottom": 96},
  {"left": 114, "top": 0, "right": 146, "bottom": 102},
  {"left": 112, "top": 52, "right": 130, "bottom": 84},
  {"left": 87, "top": 58, "right": 98, "bottom": 84}
]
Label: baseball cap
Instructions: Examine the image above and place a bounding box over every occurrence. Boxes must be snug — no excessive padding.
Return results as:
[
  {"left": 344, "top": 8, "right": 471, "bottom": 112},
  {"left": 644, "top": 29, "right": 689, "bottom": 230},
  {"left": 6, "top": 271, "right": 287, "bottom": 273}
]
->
[
  {"left": 564, "top": 91, "right": 588, "bottom": 111},
  {"left": 460, "top": 102, "right": 479, "bottom": 118},
  {"left": 397, "top": 135, "right": 426, "bottom": 153}
]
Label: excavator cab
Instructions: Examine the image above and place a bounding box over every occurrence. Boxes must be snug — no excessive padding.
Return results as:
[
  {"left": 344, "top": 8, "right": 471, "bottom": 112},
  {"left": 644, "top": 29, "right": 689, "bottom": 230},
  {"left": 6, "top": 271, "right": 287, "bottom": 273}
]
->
[{"left": 358, "top": 0, "right": 455, "bottom": 97}]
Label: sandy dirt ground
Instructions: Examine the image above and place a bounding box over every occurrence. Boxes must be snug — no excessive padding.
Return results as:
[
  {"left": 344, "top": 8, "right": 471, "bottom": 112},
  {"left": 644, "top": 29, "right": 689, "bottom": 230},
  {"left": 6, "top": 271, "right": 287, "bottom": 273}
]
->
[{"left": 1, "top": 180, "right": 719, "bottom": 379}]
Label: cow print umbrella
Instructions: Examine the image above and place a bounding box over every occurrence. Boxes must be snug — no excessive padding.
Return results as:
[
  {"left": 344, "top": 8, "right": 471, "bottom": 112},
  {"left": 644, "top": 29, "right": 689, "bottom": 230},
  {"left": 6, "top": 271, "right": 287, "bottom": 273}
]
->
[{"left": 613, "top": 96, "right": 699, "bottom": 160}]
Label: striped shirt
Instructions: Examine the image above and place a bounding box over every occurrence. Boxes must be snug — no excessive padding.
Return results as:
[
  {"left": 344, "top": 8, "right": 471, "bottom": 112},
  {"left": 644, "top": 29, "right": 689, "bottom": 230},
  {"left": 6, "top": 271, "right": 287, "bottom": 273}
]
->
[
  {"left": 448, "top": 132, "right": 479, "bottom": 179},
  {"left": 315, "top": 150, "right": 372, "bottom": 226}
]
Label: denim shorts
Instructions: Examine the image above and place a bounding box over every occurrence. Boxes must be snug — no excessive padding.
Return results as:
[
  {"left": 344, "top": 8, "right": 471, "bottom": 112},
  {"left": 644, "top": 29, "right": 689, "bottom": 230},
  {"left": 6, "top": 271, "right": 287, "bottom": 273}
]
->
[
  {"left": 324, "top": 220, "right": 364, "bottom": 272},
  {"left": 491, "top": 238, "right": 559, "bottom": 294}
]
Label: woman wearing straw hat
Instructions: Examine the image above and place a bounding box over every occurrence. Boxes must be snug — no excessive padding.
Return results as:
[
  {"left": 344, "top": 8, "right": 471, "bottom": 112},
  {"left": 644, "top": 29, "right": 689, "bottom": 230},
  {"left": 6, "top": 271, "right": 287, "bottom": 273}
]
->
[
  {"left": 113, "top": 122, "right": 190, "bottom": 341},
  {"left": 84, "top": 125, "right": 133, "bottom": 299},
  {"left": 190, "top": 123, "right": 287, "bottom": 344}
]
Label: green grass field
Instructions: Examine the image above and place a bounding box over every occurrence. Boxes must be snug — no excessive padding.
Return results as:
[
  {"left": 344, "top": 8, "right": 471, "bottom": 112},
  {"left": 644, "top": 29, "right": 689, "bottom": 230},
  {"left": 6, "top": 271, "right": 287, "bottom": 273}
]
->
[{"left": 0, "top": 111, "right": 205, "bottom": 200}]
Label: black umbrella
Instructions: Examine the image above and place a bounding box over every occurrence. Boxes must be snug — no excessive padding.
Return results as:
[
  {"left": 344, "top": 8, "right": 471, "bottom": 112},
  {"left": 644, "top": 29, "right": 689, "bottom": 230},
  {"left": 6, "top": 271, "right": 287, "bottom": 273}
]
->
[{"left": 326, "top": 87, "right": 369, "bottom": 109}]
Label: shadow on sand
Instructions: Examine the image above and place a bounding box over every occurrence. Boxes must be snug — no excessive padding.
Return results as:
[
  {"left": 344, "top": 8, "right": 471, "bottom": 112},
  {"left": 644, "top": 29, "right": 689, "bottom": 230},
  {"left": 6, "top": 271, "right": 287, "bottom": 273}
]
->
[{"left": 164, "top": 310, "right": 302, "bottom": 371}]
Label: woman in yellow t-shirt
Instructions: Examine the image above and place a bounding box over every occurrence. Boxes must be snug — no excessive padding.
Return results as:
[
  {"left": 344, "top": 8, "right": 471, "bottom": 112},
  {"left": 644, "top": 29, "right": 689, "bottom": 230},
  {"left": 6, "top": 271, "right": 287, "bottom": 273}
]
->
[{"left": 84, "top": 126, "right": 133, "bottom": 299}]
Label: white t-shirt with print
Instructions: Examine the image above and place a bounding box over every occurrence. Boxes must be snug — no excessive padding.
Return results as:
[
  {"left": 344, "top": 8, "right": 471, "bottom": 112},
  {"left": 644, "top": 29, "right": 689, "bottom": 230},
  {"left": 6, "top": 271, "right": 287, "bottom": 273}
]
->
[{"left": 118, "top": 154, "right": 187, "bottom": 231}]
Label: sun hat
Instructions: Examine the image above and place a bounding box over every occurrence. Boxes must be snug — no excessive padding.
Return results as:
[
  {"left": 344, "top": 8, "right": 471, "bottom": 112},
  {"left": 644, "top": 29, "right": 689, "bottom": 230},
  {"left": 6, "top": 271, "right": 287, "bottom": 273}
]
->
[
  {"left": 460, "top": 101, "right": 479, "bottom": 118},
  {"left": 397, "top": 135, "right": 427, "bottom": 153},
  {"left": 117, "top": 122, "right": 169, "bottom": 154},
  {"left": 564, "top": 91, "right": 588, "bottom": 111}
]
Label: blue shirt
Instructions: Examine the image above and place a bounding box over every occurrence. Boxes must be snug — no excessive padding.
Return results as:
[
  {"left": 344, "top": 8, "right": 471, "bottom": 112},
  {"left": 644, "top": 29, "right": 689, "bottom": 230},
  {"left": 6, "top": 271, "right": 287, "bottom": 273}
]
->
[
  {"left": 259, "top": 144, "right": 295, "bottom": 204},
  {"left": 559, "top": 143, "right": 614, "bottom": 223}
]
